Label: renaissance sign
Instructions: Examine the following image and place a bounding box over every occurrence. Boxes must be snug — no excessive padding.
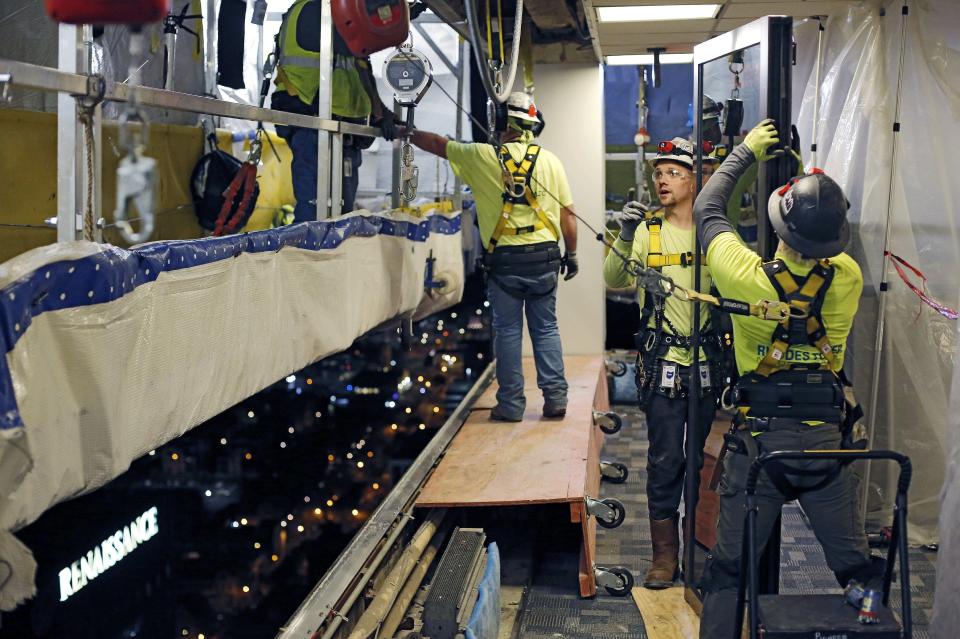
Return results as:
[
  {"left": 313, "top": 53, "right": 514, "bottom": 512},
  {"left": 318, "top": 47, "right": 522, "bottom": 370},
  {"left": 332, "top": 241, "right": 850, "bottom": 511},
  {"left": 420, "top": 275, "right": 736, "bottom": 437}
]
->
[{"left": 58, "top": 506, "right": 159, "bottom": 602}]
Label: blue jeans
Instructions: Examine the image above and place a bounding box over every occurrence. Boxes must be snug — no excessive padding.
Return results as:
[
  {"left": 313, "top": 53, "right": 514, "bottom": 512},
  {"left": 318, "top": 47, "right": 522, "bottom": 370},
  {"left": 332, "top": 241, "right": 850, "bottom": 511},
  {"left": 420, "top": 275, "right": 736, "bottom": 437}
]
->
[
  {"left": 289, "top": 128, "right": 362, "bottom": 222},
  {"left": 486, "top": 271, "right": 568, "bottom": 419}
]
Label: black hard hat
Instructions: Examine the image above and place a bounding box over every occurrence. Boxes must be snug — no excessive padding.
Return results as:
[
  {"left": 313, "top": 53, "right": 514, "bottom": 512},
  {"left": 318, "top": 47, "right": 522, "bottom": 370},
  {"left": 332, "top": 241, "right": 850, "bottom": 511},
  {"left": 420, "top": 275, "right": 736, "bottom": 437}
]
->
[
  {"left": 767, "top": 171, "right": 850, "bottom": 258},
  {"left": 702, "top": 94, "right": 722, "bottom": 120}
]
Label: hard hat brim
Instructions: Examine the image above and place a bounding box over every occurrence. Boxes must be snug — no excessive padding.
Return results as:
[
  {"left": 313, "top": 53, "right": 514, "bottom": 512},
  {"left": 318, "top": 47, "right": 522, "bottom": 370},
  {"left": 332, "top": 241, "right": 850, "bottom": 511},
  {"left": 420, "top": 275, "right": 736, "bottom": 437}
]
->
[
  {"left": 767, "top": 189, "right": 850, "bottom": 259},
  {"left": 508, "top": 111, "right": 540, "bottom": 123},
  {"left": 649, "top": 154, "right": 694, "bottom": 170}
]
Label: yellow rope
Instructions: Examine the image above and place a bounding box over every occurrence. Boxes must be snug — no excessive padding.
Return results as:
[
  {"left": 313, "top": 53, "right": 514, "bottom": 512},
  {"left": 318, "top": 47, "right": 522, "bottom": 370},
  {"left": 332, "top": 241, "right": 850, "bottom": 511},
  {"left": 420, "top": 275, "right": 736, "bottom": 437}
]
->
[
  {"left": 496, "top": 0, "right": 505, "bottom": 62},
  {"left": 486, "top": 0, "right": 494, "bottom": 60}
]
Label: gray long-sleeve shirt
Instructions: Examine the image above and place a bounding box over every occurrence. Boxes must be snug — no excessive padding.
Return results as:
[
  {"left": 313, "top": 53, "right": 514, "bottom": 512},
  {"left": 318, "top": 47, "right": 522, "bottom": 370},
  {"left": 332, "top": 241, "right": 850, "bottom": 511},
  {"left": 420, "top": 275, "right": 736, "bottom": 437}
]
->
[{"left": 694, "top": 143, "right": 757, "bottom": 251}]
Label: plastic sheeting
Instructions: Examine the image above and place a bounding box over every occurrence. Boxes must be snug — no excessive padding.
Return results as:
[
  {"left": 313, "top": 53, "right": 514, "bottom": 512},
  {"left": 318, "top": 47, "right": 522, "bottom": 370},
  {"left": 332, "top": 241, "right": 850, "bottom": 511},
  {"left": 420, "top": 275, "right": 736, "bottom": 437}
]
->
[
  {"left": 0, "top": 210, "right": 463, "bottom": 610},
  {"left": 934, "top": 318, "right": 960, "bottom": 636},
  {"left": 793, "top": 0, "right": 959, "bottom": 545},
  {"left": 464, "top": 542, "right": 500, "bottom": 639}
]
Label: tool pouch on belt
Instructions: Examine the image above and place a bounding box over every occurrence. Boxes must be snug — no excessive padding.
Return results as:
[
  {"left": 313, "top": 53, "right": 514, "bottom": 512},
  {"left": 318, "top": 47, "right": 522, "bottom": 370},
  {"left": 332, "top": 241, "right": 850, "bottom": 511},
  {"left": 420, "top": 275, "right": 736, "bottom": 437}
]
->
[
  {"left": 484, "top": 241, "right": 561, "bottom": 299},
  {"left": 633, "top": 329, "right": 669, "bottom": 410},
  {"left": 734, "top": 369, "right": 843, "bottom": 420}
]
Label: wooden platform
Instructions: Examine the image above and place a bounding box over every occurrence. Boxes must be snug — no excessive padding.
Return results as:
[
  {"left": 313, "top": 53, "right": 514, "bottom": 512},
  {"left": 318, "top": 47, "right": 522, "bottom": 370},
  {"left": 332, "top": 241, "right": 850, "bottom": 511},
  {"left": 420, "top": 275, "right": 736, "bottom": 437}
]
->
[
  {"left": 632, "top": 586, "right": 700, "bottom": 638},
  {"left": 417, "top": 355, "right": 607, "bottom": 596}
]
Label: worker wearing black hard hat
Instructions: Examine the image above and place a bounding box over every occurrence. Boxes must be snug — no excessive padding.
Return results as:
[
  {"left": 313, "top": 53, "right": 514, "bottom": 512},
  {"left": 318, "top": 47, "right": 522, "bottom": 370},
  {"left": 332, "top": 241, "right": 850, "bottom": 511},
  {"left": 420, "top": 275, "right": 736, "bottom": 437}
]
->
[{"left": 694, "top": 120, "right": 881, "bottom": 638}]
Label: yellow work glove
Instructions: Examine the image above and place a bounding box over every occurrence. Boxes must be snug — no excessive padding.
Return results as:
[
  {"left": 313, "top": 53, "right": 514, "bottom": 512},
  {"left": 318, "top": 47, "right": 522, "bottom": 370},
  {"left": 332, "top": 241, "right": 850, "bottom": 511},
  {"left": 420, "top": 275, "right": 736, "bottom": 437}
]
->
[{"left": 743, "top": 119, "right": 783, "bottom": 162}]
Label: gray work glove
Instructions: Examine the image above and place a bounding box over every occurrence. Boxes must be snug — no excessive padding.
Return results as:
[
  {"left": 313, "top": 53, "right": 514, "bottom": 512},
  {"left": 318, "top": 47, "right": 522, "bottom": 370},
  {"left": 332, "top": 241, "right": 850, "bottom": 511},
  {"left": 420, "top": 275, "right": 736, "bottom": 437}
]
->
[
  {"left": 561, "top": 251, "right": 579, "bottom": 281},
  {"left": 618, "top": 200, "right": 648, "bottom": 242}
]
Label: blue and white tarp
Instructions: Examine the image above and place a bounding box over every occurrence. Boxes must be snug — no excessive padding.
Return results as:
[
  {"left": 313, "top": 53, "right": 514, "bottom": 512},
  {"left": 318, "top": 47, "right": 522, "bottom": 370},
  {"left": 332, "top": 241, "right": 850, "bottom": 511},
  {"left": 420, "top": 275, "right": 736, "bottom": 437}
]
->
[
  {"left": 465, "top": 542, "right": 500, "bottom": 639},
  {"left": 0, "top": 210, "right": 463, "bottom": 609}
]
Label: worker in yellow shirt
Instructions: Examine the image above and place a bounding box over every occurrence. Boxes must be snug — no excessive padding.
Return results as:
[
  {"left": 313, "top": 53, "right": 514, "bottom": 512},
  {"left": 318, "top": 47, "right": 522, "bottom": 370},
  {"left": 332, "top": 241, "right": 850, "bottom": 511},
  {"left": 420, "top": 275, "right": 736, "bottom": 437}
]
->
[
  {"left": 271, "top": 0, "right": 395, "bottom": 219},
  {"left": 695, "top": 120, "right": 881, "bottom": 638},
  {"left": 402, "top": 92, "right": 578, "bottom": 421},
  {"left": 603, "top": 137, "right": 721, "bottom": 589}
]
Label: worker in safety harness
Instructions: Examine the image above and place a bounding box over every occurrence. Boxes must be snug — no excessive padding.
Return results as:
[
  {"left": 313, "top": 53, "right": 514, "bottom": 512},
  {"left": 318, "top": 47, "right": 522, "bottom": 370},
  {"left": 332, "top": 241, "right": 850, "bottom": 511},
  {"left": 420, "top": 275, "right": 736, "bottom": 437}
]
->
[
  {"left": 271, "top": 0, "right": 396, "bottom": 219},
  {"left": 402, "top": 92, "right": 578, "bottom": 421},
  {"left": 695, "top": 120, "right": 882, "bottom": 639},
  {"left": 603, "top": 137, "right": 721, "bottom": 589}
]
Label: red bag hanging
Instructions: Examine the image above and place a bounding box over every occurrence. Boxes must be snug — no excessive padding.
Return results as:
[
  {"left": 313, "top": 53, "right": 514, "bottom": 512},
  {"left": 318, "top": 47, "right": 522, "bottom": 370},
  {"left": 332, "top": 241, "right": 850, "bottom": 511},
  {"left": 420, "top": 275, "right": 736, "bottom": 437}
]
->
[
  {"left": 332, "top": 0, "right": 409, "bottom": 57},
  {"left": 45, "top": 0, "right": 170, "bottom": 25}
]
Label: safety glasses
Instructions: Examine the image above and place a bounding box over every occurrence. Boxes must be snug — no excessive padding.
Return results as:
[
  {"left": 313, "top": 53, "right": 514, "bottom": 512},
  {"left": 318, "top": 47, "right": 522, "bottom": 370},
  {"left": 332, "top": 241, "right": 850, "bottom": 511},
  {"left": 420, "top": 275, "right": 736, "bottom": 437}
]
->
[{"left": 653, "top": 168, "right": 690, "bottom": 181}]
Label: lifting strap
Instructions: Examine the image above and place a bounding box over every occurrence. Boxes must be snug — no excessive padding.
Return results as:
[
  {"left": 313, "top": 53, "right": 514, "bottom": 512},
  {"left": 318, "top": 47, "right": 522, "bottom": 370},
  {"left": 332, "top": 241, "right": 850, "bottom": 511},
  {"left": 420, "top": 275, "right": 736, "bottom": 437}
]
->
[
  {"left": 754, "top": 258, "right": 837, "bottom": 377},
  {"left": 487, "top": 144, "right": 559, "bottom": 253}
]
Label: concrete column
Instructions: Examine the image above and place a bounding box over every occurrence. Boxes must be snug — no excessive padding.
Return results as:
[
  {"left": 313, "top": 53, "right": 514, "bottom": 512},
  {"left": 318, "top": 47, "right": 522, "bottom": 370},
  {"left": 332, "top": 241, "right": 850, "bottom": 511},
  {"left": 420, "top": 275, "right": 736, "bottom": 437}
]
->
[{"left": 524, "top": 63, "right": 605, "bottom": 356}]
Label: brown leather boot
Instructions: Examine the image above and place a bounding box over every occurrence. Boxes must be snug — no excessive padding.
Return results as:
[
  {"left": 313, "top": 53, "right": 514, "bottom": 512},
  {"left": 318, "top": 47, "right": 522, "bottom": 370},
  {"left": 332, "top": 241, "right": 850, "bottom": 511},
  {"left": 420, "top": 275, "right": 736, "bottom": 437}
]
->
[{"left": 643, "top": 514, "right": 680, "bottom": 589}]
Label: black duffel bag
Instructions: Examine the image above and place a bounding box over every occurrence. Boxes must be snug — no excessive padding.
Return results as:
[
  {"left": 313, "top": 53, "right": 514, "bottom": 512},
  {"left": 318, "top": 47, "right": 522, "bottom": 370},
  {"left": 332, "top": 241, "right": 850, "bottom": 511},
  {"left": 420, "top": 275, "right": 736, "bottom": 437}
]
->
[{"left": 190, "top": 134, "right": 260, "bottom": 232}]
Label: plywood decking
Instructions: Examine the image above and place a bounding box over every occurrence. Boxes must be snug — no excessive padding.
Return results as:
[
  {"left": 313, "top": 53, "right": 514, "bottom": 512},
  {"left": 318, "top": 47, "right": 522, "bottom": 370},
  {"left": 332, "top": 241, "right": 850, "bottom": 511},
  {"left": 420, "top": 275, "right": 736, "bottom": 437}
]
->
[
  {"left": 632, "top": 586, "right": 700, "bottom": 639},
  {"left": 417, "top": 355, "right": 604, "bottom": 507},
  {"left": 417, "top": 355, "right": 606, "bottom": 597}
]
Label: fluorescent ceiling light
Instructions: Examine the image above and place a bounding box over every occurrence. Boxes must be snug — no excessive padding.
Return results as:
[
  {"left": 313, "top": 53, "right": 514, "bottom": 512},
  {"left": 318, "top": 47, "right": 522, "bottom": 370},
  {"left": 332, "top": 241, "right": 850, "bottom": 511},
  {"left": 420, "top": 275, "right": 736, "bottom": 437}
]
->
[
  {"left": 606, "top": 53, "right": 694, "bottom": 65},
  {"left": 597, "top": 4, "right": 720, "bottom": 23}
]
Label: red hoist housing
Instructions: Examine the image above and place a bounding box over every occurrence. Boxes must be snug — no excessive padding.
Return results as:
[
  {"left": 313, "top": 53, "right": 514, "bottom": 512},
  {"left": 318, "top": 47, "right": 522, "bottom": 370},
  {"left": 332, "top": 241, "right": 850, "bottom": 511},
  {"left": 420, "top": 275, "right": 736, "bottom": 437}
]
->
[
  {"left": 332, "top": 0, "right": 410, "bottom": 57},
  {"left": 44, "top": 0, "right": 170, "bottom": 24}
]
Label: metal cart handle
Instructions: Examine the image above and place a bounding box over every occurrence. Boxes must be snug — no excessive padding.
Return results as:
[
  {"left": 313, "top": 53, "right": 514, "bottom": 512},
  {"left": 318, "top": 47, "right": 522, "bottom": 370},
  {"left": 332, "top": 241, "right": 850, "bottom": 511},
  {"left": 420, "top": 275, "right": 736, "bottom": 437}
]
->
[{"left": 734, "top": 449, "right": 913, "bottom": 639}]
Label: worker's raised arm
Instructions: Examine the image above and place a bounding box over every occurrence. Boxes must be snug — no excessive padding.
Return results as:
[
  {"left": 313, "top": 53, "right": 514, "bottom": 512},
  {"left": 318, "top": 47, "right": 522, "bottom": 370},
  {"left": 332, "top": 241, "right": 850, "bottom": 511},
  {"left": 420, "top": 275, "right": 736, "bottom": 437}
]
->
[
  {"left": 402, "top": 128, "right": 449, "bottom": 159},
  {"left": 695, "top": 119, "right": 779, "bottom": 251},
  {"left": 602, "top": 201, "right": 647, "bottom": 290}
]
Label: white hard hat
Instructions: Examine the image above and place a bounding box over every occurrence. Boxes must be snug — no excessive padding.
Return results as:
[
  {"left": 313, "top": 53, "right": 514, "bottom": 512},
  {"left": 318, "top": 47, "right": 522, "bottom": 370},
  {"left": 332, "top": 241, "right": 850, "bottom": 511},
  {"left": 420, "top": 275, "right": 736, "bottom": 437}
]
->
[
  {"left": 506, "top": 92, "right": 540, "bottom": 123},
  {"left": 650, "top": 137, "right": 695, "bottom": 170}
]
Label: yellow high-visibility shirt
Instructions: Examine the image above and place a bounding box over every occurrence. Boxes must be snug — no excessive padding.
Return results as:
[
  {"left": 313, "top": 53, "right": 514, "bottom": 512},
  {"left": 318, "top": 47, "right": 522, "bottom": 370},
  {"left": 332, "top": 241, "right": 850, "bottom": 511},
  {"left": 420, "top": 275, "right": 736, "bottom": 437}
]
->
[
  {"left": 446, "top": 141, "right": 571, "bottom": 248},
  {"left": 602, "top": 217, "right": 711, "bottom": 365},
  {"left": 705, "top": 231, "right": 862, "bottom": 375}
]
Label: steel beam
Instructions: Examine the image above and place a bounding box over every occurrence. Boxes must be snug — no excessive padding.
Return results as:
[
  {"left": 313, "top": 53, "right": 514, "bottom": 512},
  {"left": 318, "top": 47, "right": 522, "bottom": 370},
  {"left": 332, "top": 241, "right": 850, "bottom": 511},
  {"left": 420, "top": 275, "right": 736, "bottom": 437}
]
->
[
  {"left": 412, "top": 22, "right": 459, "bottom": 76},
  {"left": 579, "top": 0, "right": 604, "bottom": 63},
  {"left": 56, "top": 24, "right": 81, "bottom": 243},
  {"left": 315, "top": 0, "right": 334, "bottom": 219},
  {"left": 0, "top": 58, "right": 380, "bottom": 137},
  {"left": 421, "top": 0, "right": 470, "bottom": 39},
  {"left": 453, "top": 39, "right": 466, "bottom": 210}
]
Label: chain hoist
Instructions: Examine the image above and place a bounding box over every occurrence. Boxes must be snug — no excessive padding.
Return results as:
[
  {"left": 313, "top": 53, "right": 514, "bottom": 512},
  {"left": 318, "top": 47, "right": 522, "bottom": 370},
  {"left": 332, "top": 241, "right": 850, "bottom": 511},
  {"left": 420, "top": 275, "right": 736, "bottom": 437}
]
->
[{"left": 383, "top": 44, "right": 433, "bottom": 204}]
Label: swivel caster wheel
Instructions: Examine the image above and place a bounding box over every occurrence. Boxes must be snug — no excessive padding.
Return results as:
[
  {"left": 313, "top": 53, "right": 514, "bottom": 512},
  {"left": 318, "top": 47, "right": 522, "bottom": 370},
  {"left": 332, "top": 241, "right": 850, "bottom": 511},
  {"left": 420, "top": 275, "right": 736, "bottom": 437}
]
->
[
  {"left": 605, "top": 360, "right": 628, "bottom": 377},
  {"left": 600, "top": 461, "right": 629, "bottom": 484},
  {"left": 595, "top": 565, "right": 634, "bottom": 597},
  {"left": 585, "top": 496, "right": 626, "bottom": 529},
  {"left": 593, "top": 410, "right": 623, "bottom": 435}
]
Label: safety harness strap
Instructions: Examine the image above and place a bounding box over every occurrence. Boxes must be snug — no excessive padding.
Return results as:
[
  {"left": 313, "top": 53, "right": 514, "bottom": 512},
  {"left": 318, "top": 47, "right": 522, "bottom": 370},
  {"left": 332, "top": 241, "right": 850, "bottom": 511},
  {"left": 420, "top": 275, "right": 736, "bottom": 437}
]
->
[
  {"left": 755, "top": 259, "right": 837, "bottom": 377},
  {"left": 488, "top": 145, "right": 559, "bottom": 252},
  {"left": 646, "top": 218, "right": 707, "bottom": 269}
]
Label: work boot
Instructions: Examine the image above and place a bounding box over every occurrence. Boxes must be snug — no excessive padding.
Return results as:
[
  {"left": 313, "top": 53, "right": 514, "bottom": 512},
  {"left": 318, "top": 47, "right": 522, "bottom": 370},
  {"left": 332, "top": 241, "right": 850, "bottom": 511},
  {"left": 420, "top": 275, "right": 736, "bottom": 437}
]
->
[
  {"left": 489, "top": 405, "right": 522, "bottom": 422},
  {"left": 542, "top": 404, "right": 566, "bottom": 418},
  {"left": 644, "top": 514, "right": 680, "bottom": 589}
]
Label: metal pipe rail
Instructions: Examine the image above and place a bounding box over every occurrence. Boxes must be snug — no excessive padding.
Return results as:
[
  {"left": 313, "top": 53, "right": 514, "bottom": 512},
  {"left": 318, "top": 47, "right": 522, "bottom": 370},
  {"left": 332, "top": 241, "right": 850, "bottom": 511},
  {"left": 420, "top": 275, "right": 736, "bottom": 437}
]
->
[
  {"left": 0, "top": 57, "right": 379, "bottom": 138},
  {"left": 277, "top": 362, "right": 497, "bottom": 639}
]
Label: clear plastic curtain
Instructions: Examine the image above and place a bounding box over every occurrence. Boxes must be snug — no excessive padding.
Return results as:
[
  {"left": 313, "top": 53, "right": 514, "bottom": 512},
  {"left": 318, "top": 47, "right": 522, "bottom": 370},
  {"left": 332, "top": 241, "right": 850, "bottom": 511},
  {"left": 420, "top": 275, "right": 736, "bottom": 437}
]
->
[{"left": 794, "top": 0, "right": 960, "bottom": 546}]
